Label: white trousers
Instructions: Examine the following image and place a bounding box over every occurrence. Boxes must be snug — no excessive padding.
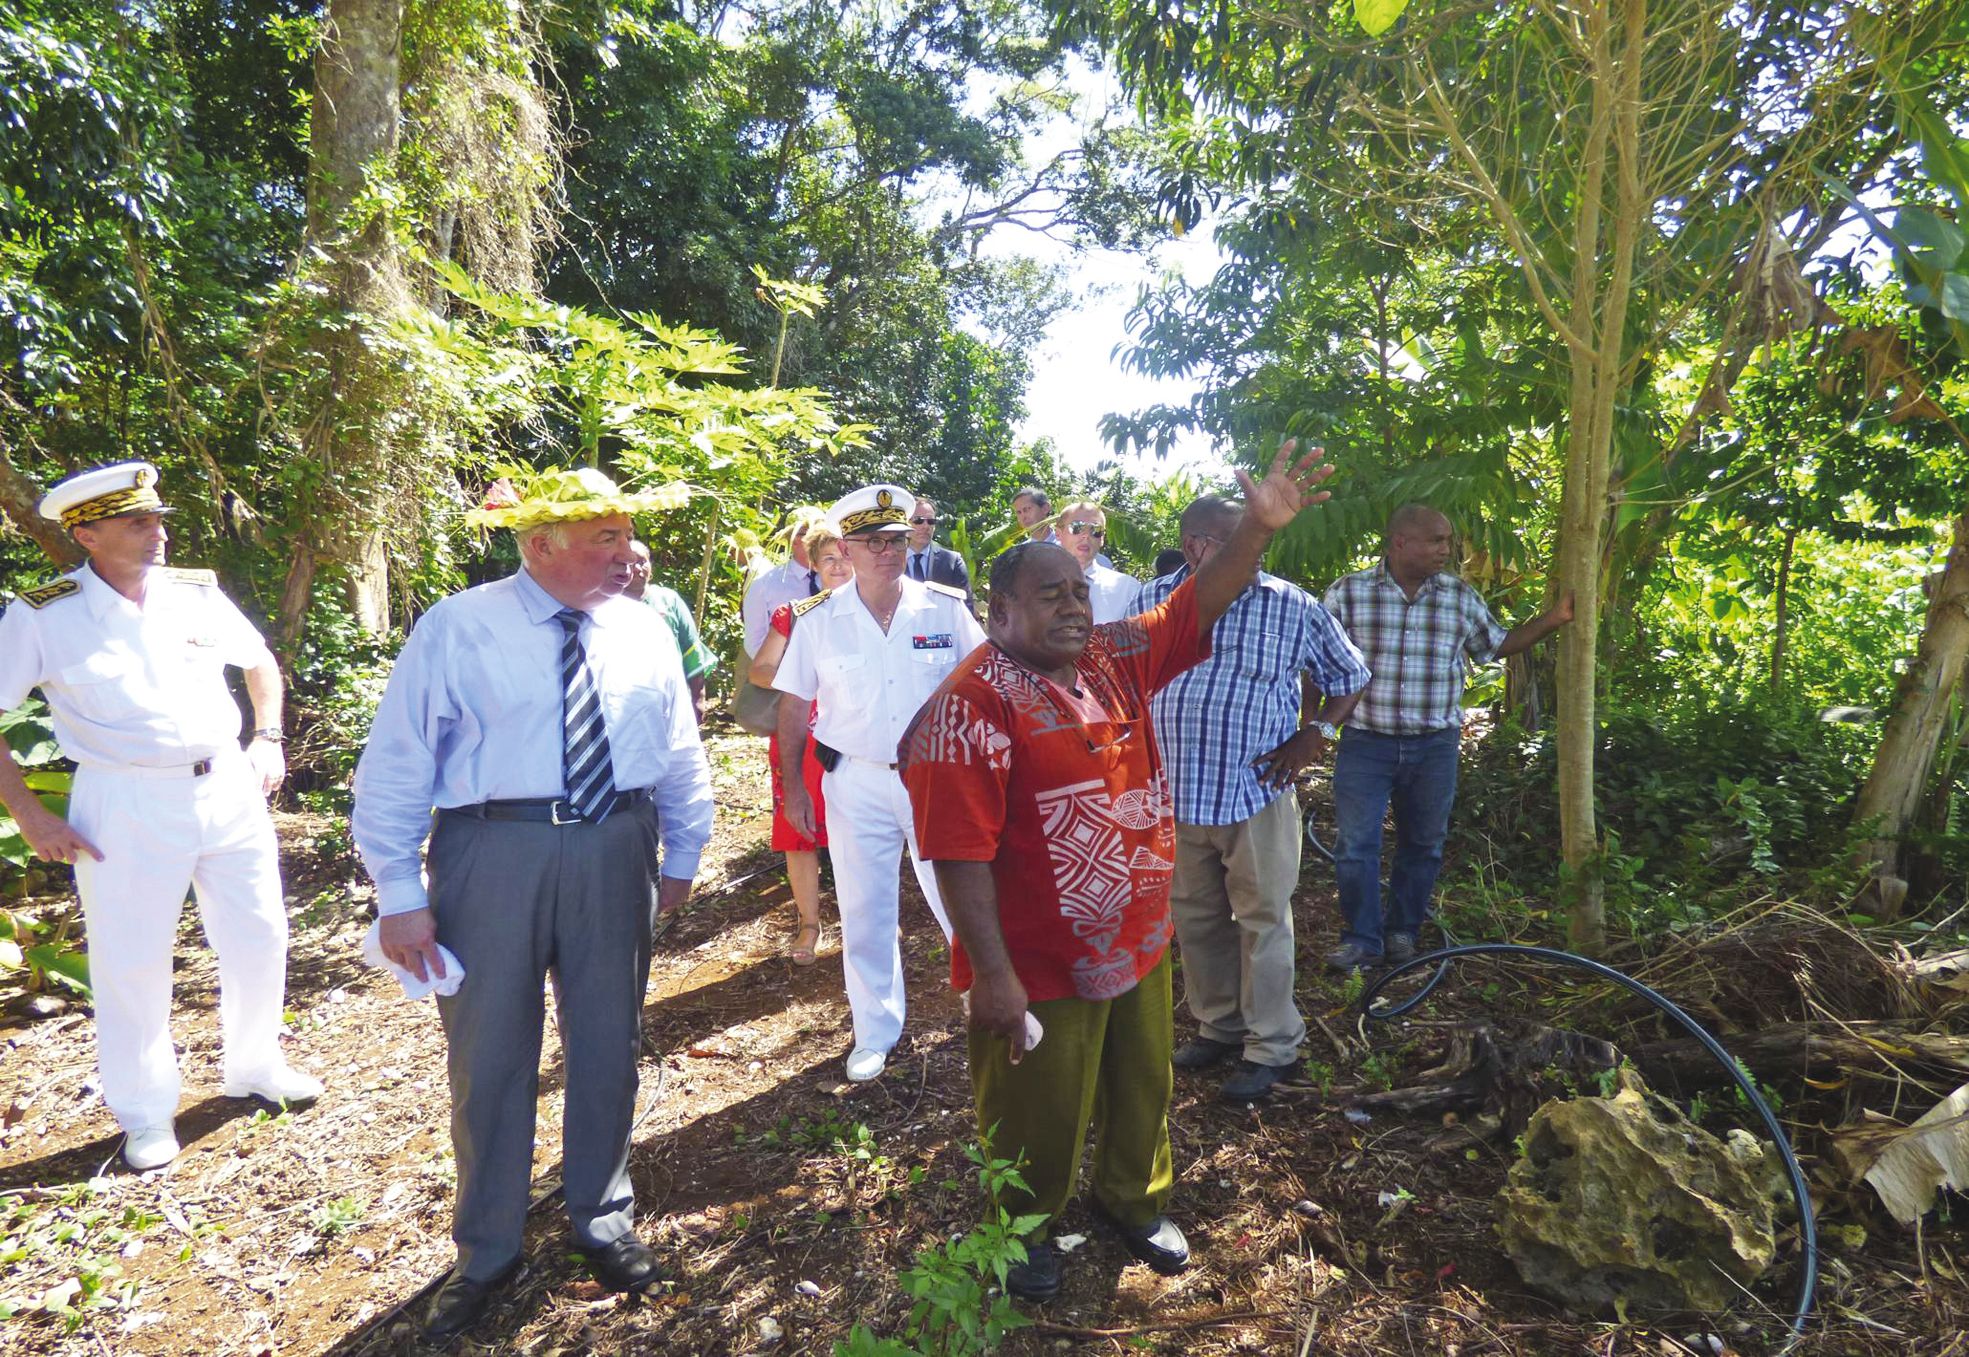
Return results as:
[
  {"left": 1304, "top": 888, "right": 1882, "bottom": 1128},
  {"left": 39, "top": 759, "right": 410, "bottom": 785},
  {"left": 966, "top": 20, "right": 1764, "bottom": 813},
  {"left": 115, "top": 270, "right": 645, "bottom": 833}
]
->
[
  {"left": 820, "top": 757, "right": 952, "bottom": 1053},
  {"left": 68, "top": 753, "right": 289, "bottom": 1130}
]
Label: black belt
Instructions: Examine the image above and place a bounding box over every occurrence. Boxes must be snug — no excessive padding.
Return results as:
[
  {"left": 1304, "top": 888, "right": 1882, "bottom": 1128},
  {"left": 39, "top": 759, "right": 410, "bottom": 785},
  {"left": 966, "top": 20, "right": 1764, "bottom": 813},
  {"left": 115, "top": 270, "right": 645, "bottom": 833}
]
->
[
  {"left": 190, "top": 759, "right": 213, "bottom": 776},
  {"left": 443, "top": 788, "right": 650, "bottom": 824}
]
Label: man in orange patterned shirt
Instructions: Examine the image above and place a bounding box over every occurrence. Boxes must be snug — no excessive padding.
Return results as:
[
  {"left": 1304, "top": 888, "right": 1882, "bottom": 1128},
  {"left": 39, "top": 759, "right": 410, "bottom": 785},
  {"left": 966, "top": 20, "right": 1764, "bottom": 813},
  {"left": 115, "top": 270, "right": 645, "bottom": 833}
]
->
[{"left": 899, "top": 441, "right": 1337, "bottom": 1302}]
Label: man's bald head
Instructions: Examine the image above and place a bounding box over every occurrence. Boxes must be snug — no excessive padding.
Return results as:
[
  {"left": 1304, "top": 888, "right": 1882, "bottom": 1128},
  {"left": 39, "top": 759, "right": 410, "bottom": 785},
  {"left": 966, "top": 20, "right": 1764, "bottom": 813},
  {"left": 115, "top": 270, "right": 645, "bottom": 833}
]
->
[{"left": 1385, "top": 503, "right": 1454, "bottom": 582}]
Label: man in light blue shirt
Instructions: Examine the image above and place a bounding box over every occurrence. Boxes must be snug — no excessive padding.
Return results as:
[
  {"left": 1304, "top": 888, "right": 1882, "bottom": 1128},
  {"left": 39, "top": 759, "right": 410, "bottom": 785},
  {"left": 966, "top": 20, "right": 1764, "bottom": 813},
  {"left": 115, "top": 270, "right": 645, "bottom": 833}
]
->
[
  {"left": 353, "top": 468, "right": 713, "bottom": 1343},
  {"left": 1133, "top": 494, "right": 1369, "bottom": 1103}
]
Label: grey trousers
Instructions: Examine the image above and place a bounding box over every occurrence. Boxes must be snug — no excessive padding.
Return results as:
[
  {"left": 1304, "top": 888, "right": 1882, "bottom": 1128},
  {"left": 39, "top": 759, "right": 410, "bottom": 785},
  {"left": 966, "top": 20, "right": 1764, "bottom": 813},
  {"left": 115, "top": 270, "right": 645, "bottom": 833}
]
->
[
  {"left": 1169, "top": 789, "right": 1307, "bottom": 1067},
  {"left": 429, "top": 803, "right": 658, "bottom": 1280}
]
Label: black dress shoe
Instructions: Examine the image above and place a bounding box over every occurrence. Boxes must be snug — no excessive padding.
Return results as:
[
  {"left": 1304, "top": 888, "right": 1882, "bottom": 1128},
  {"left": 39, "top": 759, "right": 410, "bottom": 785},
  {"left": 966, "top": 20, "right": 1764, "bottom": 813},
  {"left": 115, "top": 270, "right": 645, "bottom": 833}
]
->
[
  {"left": 1093, "top": 1204, "right": 1190, "bottom": 1275},
  {"left": 424, "top": 1261, "right": 519, "bottom": 1343},
  {"left": 1220, "top": 1058, "right": 1297, "bottom": 1103},
  {"left": 1171, "top": 1037, "right": 1240, "bottom": 1071},
  {"left": 584, "top": 1234, "right": 667, "bottom": 1293},
  {"left": 1005, "top": 1238, "right": 1062, "bottom": 1302}
]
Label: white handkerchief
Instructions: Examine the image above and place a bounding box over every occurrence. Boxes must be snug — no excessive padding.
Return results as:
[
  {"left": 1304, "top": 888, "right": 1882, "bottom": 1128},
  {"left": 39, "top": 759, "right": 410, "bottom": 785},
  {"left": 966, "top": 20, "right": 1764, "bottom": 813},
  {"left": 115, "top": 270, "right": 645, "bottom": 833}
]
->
[{"left": 361, "top": 919, "right": 465, "bottom": 999}]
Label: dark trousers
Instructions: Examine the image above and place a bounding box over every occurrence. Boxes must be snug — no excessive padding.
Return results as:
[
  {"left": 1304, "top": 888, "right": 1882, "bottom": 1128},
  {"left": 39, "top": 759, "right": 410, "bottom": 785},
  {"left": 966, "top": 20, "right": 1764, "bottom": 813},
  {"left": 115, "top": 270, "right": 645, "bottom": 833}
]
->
[
  {"left": 429, "top": 804, "right": 657, "bottom": 1280},
  {"left": 1332, "top": 726, "right": 1460, "bottom": 953}
]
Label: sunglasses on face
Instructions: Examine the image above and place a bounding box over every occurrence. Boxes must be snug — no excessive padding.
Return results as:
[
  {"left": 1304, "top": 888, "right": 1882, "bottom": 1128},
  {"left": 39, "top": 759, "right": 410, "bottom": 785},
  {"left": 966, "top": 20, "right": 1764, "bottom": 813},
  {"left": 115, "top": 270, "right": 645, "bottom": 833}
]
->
[
  {"left": 850, "top": 534, "right": 908, "bottom": 554},
  {"left": 910, "top": 516, "right": 938, "bottom": 525},
  {"left": 1069, "top": 521, "right": 1106, "bottom": 538}
]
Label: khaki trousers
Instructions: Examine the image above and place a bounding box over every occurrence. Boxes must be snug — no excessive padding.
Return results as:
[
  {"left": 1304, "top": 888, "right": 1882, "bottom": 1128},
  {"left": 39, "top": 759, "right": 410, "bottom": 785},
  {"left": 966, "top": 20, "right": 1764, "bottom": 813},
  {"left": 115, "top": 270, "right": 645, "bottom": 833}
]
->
[
  {"left": 1170, "top": 789, "right": 1306, "bottom": 1067},
  {"left": 969, "top": 954, "right": 1174, "bottom": 1236}
]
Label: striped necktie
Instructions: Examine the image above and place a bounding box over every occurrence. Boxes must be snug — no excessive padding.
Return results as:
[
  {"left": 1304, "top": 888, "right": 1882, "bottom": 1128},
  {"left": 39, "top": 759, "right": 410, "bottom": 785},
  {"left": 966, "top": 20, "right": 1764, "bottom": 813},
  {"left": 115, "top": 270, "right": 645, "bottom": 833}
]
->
[{"left": 556, "top": 609, "right": 617, "bottom": 822}]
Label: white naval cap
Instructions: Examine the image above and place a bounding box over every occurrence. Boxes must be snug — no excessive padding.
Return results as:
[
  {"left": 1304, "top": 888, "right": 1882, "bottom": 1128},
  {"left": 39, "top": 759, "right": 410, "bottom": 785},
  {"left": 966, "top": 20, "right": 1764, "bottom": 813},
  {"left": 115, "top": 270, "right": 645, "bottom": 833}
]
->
[
  {"left": 830, "top": 483, "right": 916, "bottom": 536},
  {"left": 38, "top": 461, "right": 175, "bottom": 530}
]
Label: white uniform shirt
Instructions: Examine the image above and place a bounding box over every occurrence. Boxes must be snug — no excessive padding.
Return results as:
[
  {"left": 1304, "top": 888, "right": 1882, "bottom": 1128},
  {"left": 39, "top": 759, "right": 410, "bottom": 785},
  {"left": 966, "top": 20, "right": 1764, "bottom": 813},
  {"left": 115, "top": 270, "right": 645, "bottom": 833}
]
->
[
  {"left": 741, "top": 558, "right": 818, "bottom": 657},
  {"left": 0, "top": 564, "right": 272, "bottom": 770},
  {"left": 773, "top": 579, "right": 985, "bottom": 763},
  {"left": 1085, "top": 563, "right": 1141, "bottom": 625},
  {"left": 351, "top": 569, "right": 715, "bottom": 917}
]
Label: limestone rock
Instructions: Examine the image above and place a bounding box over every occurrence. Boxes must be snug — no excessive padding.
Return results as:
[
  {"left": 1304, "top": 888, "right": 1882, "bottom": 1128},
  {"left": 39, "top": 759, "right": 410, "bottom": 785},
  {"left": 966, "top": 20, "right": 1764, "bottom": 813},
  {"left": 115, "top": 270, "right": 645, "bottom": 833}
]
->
[{"left": 1495, "top": 1072, "right": 1786, "bottom": 1314}]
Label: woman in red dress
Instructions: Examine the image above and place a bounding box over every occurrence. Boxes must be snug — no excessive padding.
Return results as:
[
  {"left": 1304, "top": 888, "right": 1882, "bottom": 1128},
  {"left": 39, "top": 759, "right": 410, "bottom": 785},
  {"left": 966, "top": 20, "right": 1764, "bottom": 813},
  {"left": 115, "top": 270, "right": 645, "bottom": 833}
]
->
[{"left": 748, "top": 521, "right": 852, "bottom": 963}]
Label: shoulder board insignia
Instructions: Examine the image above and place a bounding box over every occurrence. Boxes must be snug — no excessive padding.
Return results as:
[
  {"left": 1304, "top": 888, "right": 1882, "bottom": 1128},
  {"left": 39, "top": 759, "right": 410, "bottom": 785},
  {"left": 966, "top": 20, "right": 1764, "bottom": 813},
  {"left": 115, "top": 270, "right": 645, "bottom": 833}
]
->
[
  {"left": 161, "top": 567, "right": 218, "bottom": 586},
  {"left": 16, "top": 579, "right": 80, "bottom": 609},
  {"left": 924, "top": 580, "right": 968, "bottom": 600},
  {"left": 791, "top": 589, "right": 831, "bottom": 617}
]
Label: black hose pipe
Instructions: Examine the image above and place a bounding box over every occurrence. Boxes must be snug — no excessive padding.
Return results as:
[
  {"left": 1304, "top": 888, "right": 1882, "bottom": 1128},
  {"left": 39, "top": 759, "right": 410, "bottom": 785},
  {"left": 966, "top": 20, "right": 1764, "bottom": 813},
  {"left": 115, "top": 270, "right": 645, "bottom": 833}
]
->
[{"left": 1356, "top": 942, "right": 1817, "bottom": 1354}]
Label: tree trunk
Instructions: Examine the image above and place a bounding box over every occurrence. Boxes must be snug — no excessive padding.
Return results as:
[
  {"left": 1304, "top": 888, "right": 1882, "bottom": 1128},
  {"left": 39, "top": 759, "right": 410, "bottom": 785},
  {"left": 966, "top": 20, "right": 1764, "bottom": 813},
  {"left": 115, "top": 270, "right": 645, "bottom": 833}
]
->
[
  {"left": 1554, "top": 0, "right": 1647, "bottom": 956},
  {"left": 1853, "top": 507, "right": 1969, "bottom": 905},
  {"left": 276, "top": 542, "right": 319, "bottom": 656},
  {"left": 0, "top": 446, "right": 82, "bottom": 571},
  {"left": 345, "top": 527, "right": 390, "bottom": 637},
  {"left": 1770, "top": 526, "right": 1797, "bottom": 690},
  {"left": 293, "top": 0, "right": 404, "bottom": 647}
]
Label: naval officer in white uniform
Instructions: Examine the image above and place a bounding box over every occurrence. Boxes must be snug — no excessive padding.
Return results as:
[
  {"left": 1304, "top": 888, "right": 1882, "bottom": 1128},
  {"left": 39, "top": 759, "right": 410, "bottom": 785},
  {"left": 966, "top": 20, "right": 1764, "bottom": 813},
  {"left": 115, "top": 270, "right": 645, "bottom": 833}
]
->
[
  {"left": 772, "top": 484, "right": 985, "bottom": 1082},
  {"left": 0, "top": 461, "right": 320, "bottom": 1171}
]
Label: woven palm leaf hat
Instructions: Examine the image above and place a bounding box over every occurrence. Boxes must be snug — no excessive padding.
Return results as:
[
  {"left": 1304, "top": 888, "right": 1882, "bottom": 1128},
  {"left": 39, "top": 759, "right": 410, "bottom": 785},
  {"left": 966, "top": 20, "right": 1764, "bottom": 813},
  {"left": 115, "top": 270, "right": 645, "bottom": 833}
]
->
[{"left": 465, "top": 466, "right": 691, "bottom": 531}]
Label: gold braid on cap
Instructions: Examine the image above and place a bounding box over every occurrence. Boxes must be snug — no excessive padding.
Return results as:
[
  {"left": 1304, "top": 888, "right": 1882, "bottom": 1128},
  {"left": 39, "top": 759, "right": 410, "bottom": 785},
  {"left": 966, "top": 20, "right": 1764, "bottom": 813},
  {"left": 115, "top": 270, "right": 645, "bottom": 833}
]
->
[
  {"left": 838, "top": 503, "right": 908, "bottom": 535},
  {"left": 60, "top": 483, "right": 166, "bottom": 529}
]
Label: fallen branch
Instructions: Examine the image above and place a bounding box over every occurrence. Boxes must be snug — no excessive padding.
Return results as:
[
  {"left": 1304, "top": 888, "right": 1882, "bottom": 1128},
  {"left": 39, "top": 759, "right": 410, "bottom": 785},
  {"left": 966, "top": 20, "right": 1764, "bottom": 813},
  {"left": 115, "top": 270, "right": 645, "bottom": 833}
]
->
[
  {"left": 1032, "top": 1306, "right": 1282, "bottom": 1339},
  {"left": 1348, "top": 1021, "right": 1620, "bottom": 1128},
  {"left": 1633, "top": 1020, "right": 1969, "bottom": 1090}
]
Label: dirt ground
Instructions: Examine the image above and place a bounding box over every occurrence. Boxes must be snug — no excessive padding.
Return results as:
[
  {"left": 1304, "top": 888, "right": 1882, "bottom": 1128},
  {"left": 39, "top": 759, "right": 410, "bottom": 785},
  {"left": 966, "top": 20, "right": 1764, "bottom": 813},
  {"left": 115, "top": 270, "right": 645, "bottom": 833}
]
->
[{"left": 2, "top": 728, "right": 1964, "bottom": 1356}]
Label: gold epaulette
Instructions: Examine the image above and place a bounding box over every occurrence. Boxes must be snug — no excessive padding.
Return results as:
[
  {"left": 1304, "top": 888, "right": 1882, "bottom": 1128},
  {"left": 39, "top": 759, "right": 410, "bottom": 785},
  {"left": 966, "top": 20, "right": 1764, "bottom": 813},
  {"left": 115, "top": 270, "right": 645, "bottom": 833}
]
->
[
  {"left": 924, "top": 580, "right": 967, "bottom": 601},
  {"left": 15, "top": 578, "right": 80, "bottom": 609},
  {"left": 791, "top": 589, "right": 832, "bottom": 617},
  {"left": 161, "top": 566, "right": 218, "bottom": 586}
]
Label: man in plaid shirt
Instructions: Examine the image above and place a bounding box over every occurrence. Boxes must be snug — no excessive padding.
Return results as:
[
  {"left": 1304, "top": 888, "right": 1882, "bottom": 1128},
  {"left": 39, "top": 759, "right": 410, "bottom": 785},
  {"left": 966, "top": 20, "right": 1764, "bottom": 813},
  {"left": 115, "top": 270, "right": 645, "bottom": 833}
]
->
[
  {"left": 1322, "top": 504, "right": 1573, "bottom": 971},
  {"left": 1135, "top": 495, "right": 1370, "bottom": 1102}
]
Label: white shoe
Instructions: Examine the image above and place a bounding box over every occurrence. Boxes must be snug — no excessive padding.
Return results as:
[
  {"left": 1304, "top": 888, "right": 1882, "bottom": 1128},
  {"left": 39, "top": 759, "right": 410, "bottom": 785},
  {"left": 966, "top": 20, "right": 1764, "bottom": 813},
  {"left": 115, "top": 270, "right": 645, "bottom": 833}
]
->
[
  {"left": 223, "top": 1064, "right": 325, "bottom": 1105},
  {"left": 845, "top": 1047, "right": 888, "bottom": 1082},
  {"left": 123, "top": 1124, "right": 179, "bottom": 1171}
]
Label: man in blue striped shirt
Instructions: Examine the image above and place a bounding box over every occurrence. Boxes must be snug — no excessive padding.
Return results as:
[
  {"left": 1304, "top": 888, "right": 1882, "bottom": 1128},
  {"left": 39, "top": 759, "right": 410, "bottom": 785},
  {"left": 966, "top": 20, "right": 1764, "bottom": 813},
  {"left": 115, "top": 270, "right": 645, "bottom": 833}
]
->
[{"left": 1133, "top": 494, "right": 1370, "bottom": 1102}]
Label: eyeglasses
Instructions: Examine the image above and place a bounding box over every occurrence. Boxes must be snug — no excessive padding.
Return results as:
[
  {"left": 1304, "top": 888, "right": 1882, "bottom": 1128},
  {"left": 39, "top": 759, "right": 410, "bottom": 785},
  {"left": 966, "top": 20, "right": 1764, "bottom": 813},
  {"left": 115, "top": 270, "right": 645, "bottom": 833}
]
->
[
  {"left": 909, "top": 516, "right": 939, "bottom": 525},
  {"left": 849, "top": 534, "right": 908, "bottom": 554},
  {"left": 1068, "top": 521, "right": 1106, "bottom": 538}
]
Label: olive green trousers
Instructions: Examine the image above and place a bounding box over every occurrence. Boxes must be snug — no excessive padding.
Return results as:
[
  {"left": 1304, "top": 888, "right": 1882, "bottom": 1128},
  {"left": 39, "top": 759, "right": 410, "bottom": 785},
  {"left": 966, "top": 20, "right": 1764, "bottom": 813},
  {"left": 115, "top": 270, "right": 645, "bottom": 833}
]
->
[{"left": 968, "top": 952, "right": 1175, "bottom": 1235}]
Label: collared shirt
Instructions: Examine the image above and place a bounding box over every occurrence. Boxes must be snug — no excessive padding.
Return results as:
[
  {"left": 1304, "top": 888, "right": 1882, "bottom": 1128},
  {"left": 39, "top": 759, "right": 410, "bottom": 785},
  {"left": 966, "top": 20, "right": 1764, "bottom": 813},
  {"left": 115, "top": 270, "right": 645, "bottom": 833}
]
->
[
  {"left": 1322, "top": 562, "right": 1506, "bottom": 735},
  {"left": 351, "top": 569, "right": 714, "bottom": 916},
  {"left": 642, "top": 584, "right": 716, "bottom": 681},
  {"left": 772, "top": 579, "right": 985, "bottom": 763},
  {"left": 741, "top": 558, "right": 817, "bottom": 657},
  {"left": 0, "top": 563, "right": 273, "bottom": 770},
  {"left": 1135, "top": 567, "right": 1370, "bottom": 825},
  {"left": 899, "top": 580, "right": 1209, "bottom": 1002},
  {"left": 1085, "top": 563, "right": 1139, "bottom": 625}
]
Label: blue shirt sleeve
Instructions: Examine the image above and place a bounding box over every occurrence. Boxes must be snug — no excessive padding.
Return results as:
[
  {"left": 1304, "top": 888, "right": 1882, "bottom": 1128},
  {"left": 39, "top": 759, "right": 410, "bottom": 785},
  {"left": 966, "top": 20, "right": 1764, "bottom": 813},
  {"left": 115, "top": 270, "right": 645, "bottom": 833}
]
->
[{"left": 351, "top": 612, "right": 455, "bottom": 917}]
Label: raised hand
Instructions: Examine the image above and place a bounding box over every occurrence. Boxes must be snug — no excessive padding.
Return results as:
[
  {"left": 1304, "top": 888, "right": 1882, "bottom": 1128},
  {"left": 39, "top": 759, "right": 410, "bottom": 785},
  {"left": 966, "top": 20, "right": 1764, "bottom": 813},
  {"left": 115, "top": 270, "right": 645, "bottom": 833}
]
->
[{"left": 1232, "top": 438, "right": 1335, "bottom": 533}]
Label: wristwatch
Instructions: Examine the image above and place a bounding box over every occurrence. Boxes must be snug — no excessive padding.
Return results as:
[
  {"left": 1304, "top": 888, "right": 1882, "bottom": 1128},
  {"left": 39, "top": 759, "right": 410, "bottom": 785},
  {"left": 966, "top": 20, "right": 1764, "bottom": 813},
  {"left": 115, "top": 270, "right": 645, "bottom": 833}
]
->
[
  {"left": 251, "top": 727, "right": 286, "bottom": 743},
  {"left": 1311, "top": 721, "right": 1341, "bottom": 741}
]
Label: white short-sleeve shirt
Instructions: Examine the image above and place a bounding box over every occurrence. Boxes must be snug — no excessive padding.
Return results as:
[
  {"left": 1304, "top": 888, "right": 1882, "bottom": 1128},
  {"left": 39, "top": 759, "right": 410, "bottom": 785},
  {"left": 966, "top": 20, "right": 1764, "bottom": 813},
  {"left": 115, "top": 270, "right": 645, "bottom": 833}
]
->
[
  {"left": 772, "top": 578, "right": 986, "bottom": 763},
  {"left": 0, "top": 564, "right": 272, "bottom": 771}
]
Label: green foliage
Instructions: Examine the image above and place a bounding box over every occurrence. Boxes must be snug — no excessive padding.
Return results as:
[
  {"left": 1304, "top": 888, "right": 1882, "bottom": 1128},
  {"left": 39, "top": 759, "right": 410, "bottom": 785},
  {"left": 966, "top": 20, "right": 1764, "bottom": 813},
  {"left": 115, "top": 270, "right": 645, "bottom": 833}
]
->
[
  {"left": 0, "top": 1181, "right": 153, "bottom": 1334},
  {"left": 0, "top": 699, "right": 88, "bottom": 998},
  {"left": 1457, "top": 699, "right": 1880, "bottom": 930},
  {"left": 833, "top": 1130, "right": 1042, "bottom": 1357}
]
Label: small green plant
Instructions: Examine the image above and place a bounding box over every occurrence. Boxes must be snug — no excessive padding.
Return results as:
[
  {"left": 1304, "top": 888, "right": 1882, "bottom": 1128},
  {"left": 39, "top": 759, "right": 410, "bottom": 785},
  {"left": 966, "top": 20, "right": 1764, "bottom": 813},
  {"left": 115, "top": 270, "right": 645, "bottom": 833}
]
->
[
  {"left": 833, "top": 1128, "right": 1043, "bottom": 1356},
  {"left": 1358, "top": 1048, "right": 1403, "bottom": 1092},
  {"left": 312, "top": 1196, "right": 365, "bottom": 1237},
  {"left": 1301, "top": 1058, "right": 1336, "bottom": 1097},
  {"left": 1687, "top": 1090, "right": 1712, "bottom": 1122}
]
